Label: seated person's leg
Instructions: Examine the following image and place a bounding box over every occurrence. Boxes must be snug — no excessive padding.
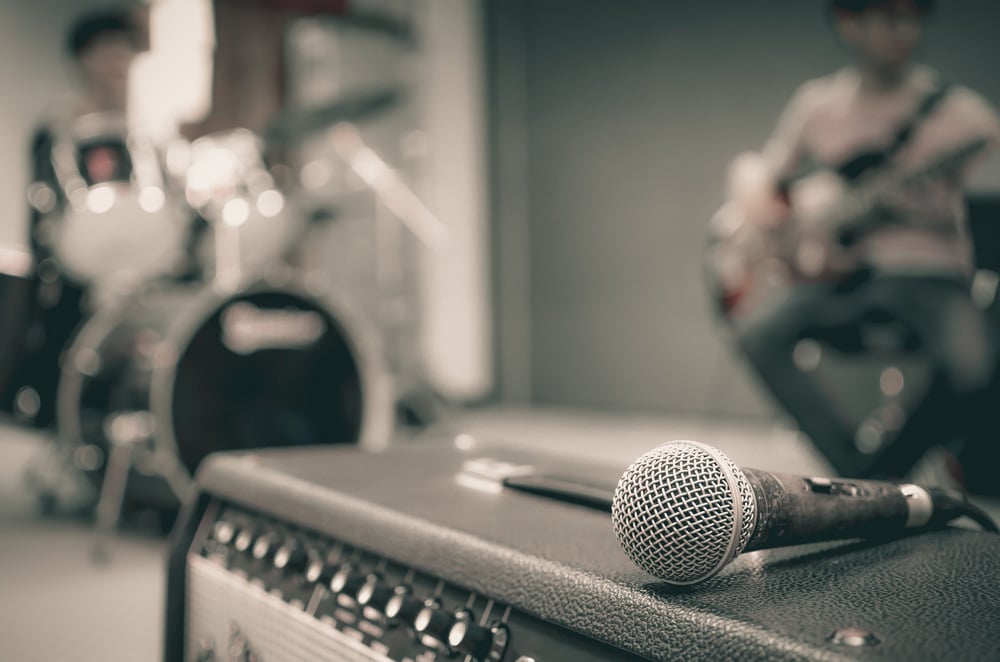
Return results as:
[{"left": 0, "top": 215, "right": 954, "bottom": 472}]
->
[
  {"left": 930, "top": 283, "right": 998, "bottom": 493},
  {"left": 864, "top": 276, "right": 997, "bottom": 481}
]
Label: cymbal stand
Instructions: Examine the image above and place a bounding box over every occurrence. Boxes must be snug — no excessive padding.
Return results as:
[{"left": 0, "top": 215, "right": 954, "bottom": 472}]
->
[
  {"left": 211, "top": 211, "right": 244, "bottom": 294},
  {"left": 327, "top": 122, "right": 452, "bottom": 431}
]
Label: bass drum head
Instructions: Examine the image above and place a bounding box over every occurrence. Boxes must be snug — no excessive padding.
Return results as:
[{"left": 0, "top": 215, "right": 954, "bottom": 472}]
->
[
  {"left": 163, "top": 288, "right": 382, "bottom": 474},
  {"left": 58, "top": 280, "right": 394, "bottom": 501}
]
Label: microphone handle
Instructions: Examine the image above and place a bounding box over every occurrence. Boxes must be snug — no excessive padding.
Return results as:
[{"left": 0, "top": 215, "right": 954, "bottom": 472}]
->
[{"left": 742, "top": 469, "right": 923, "bottom": 552}]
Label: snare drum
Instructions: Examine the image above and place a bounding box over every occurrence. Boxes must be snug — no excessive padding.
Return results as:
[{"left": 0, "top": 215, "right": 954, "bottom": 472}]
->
[
  {"left": 32, "top": 112, "right": 190, "bottom": 295},
  {"left": 183, "top": 129, "right": 306, "bottom": 280},
  {"left": 56, "top": 276, "right": 394, "bottom": 505}
]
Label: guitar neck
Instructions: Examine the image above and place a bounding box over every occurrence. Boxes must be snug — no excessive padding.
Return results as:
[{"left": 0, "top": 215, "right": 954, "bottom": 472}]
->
[{"left": 825, "top": 137, "right": 990, "bottom": 237}]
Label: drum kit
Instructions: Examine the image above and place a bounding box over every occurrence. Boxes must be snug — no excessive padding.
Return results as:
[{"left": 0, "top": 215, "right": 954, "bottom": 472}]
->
[{"left": 2, "top": 97, "right": 442, "bottom": 543}]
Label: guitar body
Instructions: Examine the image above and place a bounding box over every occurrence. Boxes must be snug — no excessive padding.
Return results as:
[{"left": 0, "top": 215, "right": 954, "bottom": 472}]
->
[
  {"left": 705, "top": 202, "right": 794, "bottom": 317},
  {"left": 706, "top": 137, "right": 989, "bottom": 319},
  {"left": 705, "top": 172, "right": 860, "bottom": 319}
]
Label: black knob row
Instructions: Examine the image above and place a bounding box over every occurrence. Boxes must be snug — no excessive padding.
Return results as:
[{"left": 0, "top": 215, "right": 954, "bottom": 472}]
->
[
  {"left": 211, "top": 517, "right": 505, "bottom": 661},
  {"left": 214, "top": 522, "right": 324, "bottom": 578}
]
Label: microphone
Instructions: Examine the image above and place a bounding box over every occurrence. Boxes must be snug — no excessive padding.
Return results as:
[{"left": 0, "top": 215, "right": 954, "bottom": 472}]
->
[{"left": 611, "top": 440, "right": 994, "bottom": 585}]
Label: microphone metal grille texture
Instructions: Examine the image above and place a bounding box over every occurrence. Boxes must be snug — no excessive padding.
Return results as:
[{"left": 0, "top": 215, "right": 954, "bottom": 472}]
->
[{"left": 612, "top": 441, "right": 757, "bottom": 585}]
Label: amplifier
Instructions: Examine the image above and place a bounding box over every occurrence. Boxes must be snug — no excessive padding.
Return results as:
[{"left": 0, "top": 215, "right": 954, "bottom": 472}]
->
[{"left": 165, "top": 436, "right": 1000, "bottom": 661}]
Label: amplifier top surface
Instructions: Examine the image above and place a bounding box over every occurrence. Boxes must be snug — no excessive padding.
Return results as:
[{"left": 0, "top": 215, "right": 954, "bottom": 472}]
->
[{"left": 194, "top": 437, "right": 1000, "bottom": 661}]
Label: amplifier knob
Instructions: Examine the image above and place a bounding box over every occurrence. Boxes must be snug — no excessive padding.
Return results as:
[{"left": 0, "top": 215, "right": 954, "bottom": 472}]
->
[
  {"left": 273, "top": 542, "right": 308, "bottom": 573},
  {"left": 329, "top": 565, "right": 366, "bottom": 596},
  {"left": 251, "top": 532, "right": 281, "bottom": 561},
  {"left": 384, "top": 589, "right": 423, "bottom": 623},
  {"left": 448, "top": 617, "right": 495, "bottom": 661},
  {"left": 305, "top": 559, "right": 334, "bottom": 585},
  {"left": 233, "top": 529, "right": 255, "bottom": 553},
  {"left": 414, "top": 603, "right": 455, "bottom": 645},
  {"left": 212, "top": 519, "right": 238, "bottom": 545},
  {"left": 356, "top": 576, "right": 393, "bottom": 612}
]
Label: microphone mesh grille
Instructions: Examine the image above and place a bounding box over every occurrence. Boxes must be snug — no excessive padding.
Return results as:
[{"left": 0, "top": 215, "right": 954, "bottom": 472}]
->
[{"left": 611, "top": 441, "right": 756, "bottom": 584}]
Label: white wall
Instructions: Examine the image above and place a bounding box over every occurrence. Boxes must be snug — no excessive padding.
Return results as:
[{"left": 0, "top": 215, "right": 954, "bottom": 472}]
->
[
  {"left": 128, "top": 0, "right": 214, "bottom": 140},
  {"left": 0, "top": 0, "right": 108, "bottom": 247},
  {"left": 282, "top": 1, "right": 493, "bottom": 402},
  {"left": 412, "top": 0, "right": 492, "bottom": 401}
]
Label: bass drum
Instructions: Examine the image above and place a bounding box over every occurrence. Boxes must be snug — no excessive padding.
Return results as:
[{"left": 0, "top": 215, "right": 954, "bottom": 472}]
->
[{"left": 57, "top": 277, "right": 394, "bottom": 505}]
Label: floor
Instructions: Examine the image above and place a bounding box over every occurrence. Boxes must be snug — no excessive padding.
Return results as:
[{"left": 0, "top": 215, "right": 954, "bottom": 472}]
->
[
  {"left": 0, "top": 425, "right": 165, "bottom": 662},
  {"left": 0, "top": 408, "right": 996, "bottom": 662}
]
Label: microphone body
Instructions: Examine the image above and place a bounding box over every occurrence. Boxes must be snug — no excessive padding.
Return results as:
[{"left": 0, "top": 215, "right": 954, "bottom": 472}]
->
[
  {"left": 740, "top": 468, "right": 920, "bottom": 552},
  {"left": 612, "top": 440, "right": 967, "bottom": 585}
]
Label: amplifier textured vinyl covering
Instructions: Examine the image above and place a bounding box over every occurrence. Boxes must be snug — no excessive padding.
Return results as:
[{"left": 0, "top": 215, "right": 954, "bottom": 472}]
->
[{"left": 165, "top": 438, "right": 1000, "bottom": 661}]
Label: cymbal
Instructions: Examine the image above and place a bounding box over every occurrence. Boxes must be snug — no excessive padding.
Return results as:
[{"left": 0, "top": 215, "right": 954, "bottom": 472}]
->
[{"left": 264, "top": 88, "right": 401, "bottom": 145}]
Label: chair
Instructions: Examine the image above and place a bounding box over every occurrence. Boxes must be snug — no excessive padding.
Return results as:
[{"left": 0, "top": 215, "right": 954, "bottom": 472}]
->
[{"left": 792, "top": 307, "right": 928, "bottom": 468}]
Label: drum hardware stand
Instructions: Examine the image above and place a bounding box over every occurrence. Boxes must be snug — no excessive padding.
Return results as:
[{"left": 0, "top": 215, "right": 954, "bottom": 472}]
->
[
  {"left": 211, "top": 211, "right": 246, "bottom": 294},
  {"left": 327, "top": 122, "right": 448, "bottom": 250},
  {"left": 91, "top": 410, "right": 194, "bottom": 563},
  {"left": 21, "top": 431, "right": 97, "bottom": 517},
  {"left": 327, "top": 121, "right": 454, "bottom": 433}
]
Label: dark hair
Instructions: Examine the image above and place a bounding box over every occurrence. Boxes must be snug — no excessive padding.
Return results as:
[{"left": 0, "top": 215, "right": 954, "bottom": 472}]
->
[
  {"left": 66, "top": 9, "right": 138, "bottom": 58},
  {"left": 829, "top": 0, "right": 935, "bottom": 14}
]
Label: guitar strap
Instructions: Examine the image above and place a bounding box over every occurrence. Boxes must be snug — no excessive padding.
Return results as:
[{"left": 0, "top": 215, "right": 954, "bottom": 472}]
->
[{"left": 835, "top": 78, "right": 953, "bottom": 182}]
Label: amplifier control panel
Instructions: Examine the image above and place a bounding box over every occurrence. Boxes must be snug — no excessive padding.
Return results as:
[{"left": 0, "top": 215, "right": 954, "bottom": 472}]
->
[{"left": 184, "top": 500, "right": 641, "bottom": 662}]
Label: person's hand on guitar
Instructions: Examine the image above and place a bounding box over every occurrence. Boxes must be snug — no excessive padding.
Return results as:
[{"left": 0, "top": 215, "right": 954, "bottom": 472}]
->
[
  {"left": 706, "top": 151, "right": 797, "bottom": 317},
  {"left": 725, "top": 151, "right": 794, "bottom": 230}
]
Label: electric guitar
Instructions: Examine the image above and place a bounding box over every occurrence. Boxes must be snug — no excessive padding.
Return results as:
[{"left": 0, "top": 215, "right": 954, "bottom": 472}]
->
[{"left": 706, "top": 136, "right": 991, "bottom": 318}]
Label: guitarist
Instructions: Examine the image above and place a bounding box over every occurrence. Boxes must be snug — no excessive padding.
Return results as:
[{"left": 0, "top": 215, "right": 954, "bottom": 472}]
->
[{"left": 721, "top": 0, "right": 1000, "bottom": 488}]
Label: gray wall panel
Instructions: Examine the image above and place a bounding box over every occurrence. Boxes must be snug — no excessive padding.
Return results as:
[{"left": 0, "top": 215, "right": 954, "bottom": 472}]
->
[{"left": 488, "top": 0, "right": 1000, "bottom": 418}]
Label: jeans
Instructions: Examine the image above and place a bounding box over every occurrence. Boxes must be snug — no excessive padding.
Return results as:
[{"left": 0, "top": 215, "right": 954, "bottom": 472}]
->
[{"left": 734, "top": 272, "right": 997, "bottom": 479}]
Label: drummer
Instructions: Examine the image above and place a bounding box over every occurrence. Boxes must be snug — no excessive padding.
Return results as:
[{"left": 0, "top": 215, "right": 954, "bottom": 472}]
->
[
  {"left": 9, "top": 9, "right": 142, "bottom": 428},
  {"left": 30, "top": 8, "right": 140, "bottom": 226}
]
